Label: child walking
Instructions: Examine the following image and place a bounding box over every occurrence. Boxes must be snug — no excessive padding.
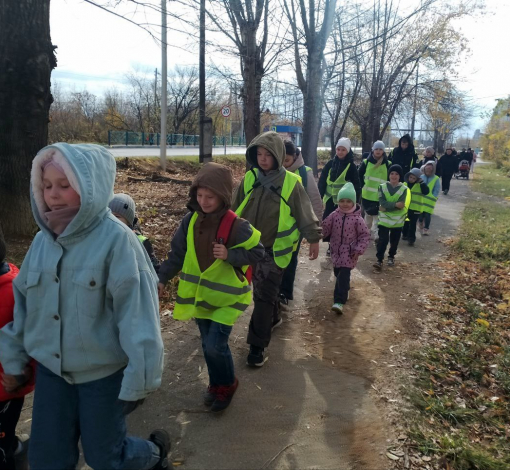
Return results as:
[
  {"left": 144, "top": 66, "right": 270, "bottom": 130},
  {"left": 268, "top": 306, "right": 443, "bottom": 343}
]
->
[
  {"left": 279, "top": 140, "right": 323, "bottom": 306},
  {"left": 232, "top": 131, "right": 321, "bottom": 367},
  {"left": 318, "top": 138, "right": 361, "bottom": 255},
  {"left": 418, "top": 161, "right": 441, "bottom": 235},
  {"left": 0, "top": 231, "right": 34, "bottom": 470},
  {"left": 158, "top": 163, "right": 264, "bottom": 411},
  {"left": 322, "top": 183, "right": 370, "bottom": 314},
  {"left": 0, "top": 143, "right": 168, "bottom": 470},
  {"left": 402, "top": 168, "right": 430, "bottom": 246},
  {"left": 374, "top": 165, "right": 409, "bottom": 269},
  {"left": 358, "top": 140, "right": 391, "bottom": 240},
  {"left": 109, "top": 193, "right": 161, "bottom": 272}
]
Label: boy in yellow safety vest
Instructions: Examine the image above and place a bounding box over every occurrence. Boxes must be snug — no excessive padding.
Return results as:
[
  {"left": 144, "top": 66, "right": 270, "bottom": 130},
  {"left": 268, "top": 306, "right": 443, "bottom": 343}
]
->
[
  {"left": 374, "top": 164, "right": 409, "bottom": 270},
  {"left": 418, "top": 160, "right": 441, "bottom": 236},
  {"left": 358, "top": 140, "right": 392, "bottom": 240},
  {"left": 402, "top": 168, "right": 430, "bottom": 246},
  {"left": 158, "top": 163, "right": 264, "bottom": 412},
  {"left": 232, "top": 131, "right": 321, "bottom": 367}
]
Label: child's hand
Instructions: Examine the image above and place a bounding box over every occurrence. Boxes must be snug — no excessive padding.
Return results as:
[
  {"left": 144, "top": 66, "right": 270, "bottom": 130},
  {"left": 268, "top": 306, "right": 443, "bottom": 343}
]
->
[
  {"left": 395, "top": 201, "right": 405, "bottom": 209},
  {"left": 213, "top": 243, "right": 228, "bottom": 260},
  {"left": 309, "top": 242, "right": 319, "bottom": 260},
  {"left": 2, "top": 366, "right": 31, "bottom": 393},
  {"left": 379, "top": 206, "right": 386, "bottom": 212},
  {"left": 158, "top": 283, "right": 165, "bottom": 297}
]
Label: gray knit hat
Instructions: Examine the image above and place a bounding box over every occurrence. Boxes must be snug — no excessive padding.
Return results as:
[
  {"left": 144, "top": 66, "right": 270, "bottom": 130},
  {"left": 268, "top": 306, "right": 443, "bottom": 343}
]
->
[
  {"left": 372, "top": 140, "right": 385, "bottom": 151},
  {"left": 109, "top": 193, "right": 136, "bottom": 226}
]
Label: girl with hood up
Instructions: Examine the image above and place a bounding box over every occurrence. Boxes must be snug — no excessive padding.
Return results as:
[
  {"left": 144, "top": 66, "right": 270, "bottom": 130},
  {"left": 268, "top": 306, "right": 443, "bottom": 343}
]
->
[
  {"left": 0, "top": 144, "right": 169, "bottom": 470},
  {"left": 158, "top": 163, "right": 264, "bottom": 412},
  {"left": 389, "top": 134, "right": 418, "bottom": 180},
  {"left": 322, "top": 183, "right": 370, "bottom": 314}
]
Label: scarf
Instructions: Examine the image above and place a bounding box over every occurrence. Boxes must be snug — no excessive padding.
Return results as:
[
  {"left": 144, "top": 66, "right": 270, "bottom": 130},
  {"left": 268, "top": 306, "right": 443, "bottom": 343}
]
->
[
  {"left": 255, "top": 167, "right": 286, "bottom": 192},
  {"left": 44, "top": 206, "right": 81, "bottom": 235}
]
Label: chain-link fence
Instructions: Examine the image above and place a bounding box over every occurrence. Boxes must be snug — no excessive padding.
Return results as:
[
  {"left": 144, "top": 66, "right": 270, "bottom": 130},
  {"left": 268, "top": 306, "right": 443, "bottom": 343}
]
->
[{"left": 108, "top": 131, "right": 246, "bottom": 147}]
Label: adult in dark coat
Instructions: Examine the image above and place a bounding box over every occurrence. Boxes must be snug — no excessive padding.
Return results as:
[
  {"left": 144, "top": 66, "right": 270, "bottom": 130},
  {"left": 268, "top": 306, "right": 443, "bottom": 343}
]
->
[
  {"left": 388, "top": 134, "right": 418, "bottom": 181},
  {"left": 437, "top": 147, "right": 458, "bottom": 195}
]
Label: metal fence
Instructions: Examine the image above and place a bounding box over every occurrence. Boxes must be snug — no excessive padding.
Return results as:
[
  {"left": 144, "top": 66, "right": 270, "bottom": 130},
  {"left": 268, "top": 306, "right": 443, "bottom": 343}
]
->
[{"left": 108, "top": 130, "right": 246, "bottom": 147}]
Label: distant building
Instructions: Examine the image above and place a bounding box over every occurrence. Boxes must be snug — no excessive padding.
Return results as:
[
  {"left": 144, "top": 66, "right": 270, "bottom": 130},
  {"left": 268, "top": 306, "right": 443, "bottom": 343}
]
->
[{"left": 263, "top": 125, "right": 303, "bottom": 146}]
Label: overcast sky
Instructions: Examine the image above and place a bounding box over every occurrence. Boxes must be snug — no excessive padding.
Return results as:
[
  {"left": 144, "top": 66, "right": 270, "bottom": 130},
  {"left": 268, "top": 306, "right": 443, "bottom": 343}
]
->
[{"left": 50, "top": 0, "right": 509, "bottom": 135}]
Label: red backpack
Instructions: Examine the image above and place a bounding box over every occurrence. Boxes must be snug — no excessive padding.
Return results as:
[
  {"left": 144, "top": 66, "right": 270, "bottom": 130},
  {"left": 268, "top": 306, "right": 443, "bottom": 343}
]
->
[{"left": 216, "top": 210, "right": 253, "bottom": 284}]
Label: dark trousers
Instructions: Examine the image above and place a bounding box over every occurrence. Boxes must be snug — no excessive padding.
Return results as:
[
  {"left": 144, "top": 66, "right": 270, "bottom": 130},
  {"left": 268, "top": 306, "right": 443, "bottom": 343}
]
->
[
  {"left": 248, "top": 251, "right": 284, "bottom": 349},
  {"left": 442, "top": 172, "right": 454, "bottom": 191},
  {"left": 29, "top": 364, "right": 160, "bottom": 470},
  {"left": 333, "top": 267, "right": 351, "bottom": 304},
  {"left": 419, "top": 212, "right": 432, "bottom": 229},
  {"left": 279, "top": 238, "right": 302, "bottom": 300},
  {"left": 195, "top": 319, "right": 234, "bottom": 386},
  {"left": 402, "top": 210, "right": 420, "bottom": 243},
  {"left": 376, "top": 225, "right": 402, "bottom": 261},
  {"left": 0, "top": 397, "right": 24, "bottom": 470}
]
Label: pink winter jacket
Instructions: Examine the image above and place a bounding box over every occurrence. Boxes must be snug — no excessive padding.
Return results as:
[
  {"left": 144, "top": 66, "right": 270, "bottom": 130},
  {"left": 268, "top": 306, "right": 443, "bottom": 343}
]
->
[{"left": 322, "top": 204, "right": 371, "bottom": 268}]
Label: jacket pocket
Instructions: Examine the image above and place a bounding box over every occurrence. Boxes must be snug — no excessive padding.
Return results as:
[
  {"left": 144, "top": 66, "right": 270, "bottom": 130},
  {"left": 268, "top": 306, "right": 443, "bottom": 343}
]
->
[
  {"left": 72, "top": 270, "right": 107, "bottom": 318},
  {"left": 26, "top": 271, "right": 42, "bottom": 314}
]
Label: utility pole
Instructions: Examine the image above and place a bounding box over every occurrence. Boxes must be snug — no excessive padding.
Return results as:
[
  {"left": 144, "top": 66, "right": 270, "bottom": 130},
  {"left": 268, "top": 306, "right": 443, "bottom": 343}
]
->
[
  {"left": 199, "top": 0, "right": 212, "bottom": 163},
  {"left": 410, "top": 62, "right": 419, "bottom": 140},
  {"left": 160, "top": 0, "right": 167, "bottom": 170}
]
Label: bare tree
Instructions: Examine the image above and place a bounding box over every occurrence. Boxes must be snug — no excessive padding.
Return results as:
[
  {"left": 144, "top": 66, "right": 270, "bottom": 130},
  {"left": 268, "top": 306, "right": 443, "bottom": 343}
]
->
[
  {"left": 283, "top": 0, "right": 337, "bottom": 173},
  {"left": 168, "top": 66, "right": 200, "bottom": 134},
  {"left": 0, "top": 0, "right": 56, "bottom": 236}
]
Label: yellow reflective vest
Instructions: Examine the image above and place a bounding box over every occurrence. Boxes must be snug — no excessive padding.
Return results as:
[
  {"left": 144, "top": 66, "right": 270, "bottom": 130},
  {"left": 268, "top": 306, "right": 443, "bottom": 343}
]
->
[
  {"left": 323, "top": 164, "right": 351, "bottom": 204},
  {"left": 235, "top": 169, "right": 300, "bottom": 269},
  {"left": 378, "top": 183, "right": 409, "bottom": 229},
  {"left": 362, "top": 161, "right": 388, "bottom": 202},
  {"left": 174, "top": 212, "right": 261, "bottom": 326},
  {"left": 404, "top": 183, "right": 424, "bottom": 212},
  {"left": 422, "top": 176, "right": 439, "bottom": 214}
]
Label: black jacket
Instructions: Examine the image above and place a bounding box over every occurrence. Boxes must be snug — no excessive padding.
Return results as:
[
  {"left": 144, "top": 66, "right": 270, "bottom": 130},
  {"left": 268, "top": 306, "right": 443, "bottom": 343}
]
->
[
  {"left": 437, "top": 153, "right": 459, "bottom": 175},
  {"left": 389, "top": 134, "right": 418, "bottom": 180}
]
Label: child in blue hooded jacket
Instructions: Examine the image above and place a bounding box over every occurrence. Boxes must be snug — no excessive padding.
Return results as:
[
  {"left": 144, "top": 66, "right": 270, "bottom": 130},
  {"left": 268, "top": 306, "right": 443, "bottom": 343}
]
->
[{"left": 0, "top": 144, "right": 169, "bottom": 470}]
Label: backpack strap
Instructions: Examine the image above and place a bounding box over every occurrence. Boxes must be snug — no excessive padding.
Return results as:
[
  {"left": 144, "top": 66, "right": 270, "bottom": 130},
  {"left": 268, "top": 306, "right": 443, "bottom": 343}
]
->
[
  {"left": 298, "top": 165, "right": 308, "bottom": 188},
  {"left": 216, "top": 210, "right": 238, "bottom": 245}
]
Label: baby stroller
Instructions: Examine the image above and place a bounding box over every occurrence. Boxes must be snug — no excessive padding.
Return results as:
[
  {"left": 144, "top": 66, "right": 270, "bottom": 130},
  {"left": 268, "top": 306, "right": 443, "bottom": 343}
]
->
[{"left": 455, "top": 160, "right": 470, "bottom": 180}]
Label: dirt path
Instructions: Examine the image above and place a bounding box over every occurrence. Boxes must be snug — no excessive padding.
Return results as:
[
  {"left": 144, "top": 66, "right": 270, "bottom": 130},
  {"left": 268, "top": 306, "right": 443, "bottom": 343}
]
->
[{"left": 16, "top": 177, "right": 470, "bottom": 469}]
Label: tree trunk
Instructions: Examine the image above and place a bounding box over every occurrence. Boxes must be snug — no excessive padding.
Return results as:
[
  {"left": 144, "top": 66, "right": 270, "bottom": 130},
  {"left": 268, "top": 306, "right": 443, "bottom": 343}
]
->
[
  {"left": 301, "top": 54, "right": 323, "bottom": 174},
  {"left": 0, "top": 0, "right": 56, "bottom": 236},
  {"left": 241, "top": 29, "right": 263, "bottom": 147}
]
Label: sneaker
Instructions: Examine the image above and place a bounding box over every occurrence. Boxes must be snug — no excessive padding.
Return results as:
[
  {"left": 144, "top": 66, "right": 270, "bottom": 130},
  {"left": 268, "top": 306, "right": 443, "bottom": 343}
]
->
[
  {"left": 203, "top": 385, "right": 218, "bottom": 406},
  {"left": 247, "top": 346, "right": 265, "bottom": 367},
  {"left": 149, "top": 429, "right": 171, "bottom": 470},
  {"left": 331, "top": 303, "right": 343, "bottom": 314},
  {"left": 272, "top": 317, "right": 283, "bottom": 331},
  {"left": 387, "top": 257, "right": 395, "bottom": 267},
  {"left": 423, "top": 228, "right": 429, "bottom": 236},
  {"left": 326, "top": 247, "right": 331, "bottom": 258},
  {"left": 402, "top": 235, "right": 408, "bottom": 241},
  {"left": 278, "top": 293, "right": 289, "bottom": 306},
  {"left": 408, "top": 240, "right": 415, "bottom": 246},
  {"left": 211, "top": 378, "right": 239, "bottom": 412},
  {"left": 373, "top": 260, "right": 383, "bottom": 270}
]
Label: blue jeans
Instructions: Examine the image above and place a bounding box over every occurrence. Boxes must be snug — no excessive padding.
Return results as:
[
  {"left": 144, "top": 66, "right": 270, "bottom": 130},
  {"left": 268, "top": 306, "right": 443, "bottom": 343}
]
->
[
  {"left": 195, "top": 319, "right": 234, "bottom": 386},
  {"left": 29, "top": 364, "right": 160, "bottom": 470}
]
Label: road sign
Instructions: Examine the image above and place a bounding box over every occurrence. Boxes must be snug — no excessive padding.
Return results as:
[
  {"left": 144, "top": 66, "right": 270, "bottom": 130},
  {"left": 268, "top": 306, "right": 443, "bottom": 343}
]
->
[{"left": 221, "top": 106, "right": 231, "bottom": 118}]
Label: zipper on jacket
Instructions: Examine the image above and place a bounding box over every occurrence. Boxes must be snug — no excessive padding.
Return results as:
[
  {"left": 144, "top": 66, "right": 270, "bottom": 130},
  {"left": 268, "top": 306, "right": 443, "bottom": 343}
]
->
[{"left": 340, "top": 213, "right": 347, "bottom": 247}]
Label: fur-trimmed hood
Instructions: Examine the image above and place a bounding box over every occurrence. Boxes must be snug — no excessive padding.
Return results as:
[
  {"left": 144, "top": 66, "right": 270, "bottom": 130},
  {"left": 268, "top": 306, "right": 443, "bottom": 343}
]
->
[{"left": 31, "top": 143, "right": 116, "bottom": 240}]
